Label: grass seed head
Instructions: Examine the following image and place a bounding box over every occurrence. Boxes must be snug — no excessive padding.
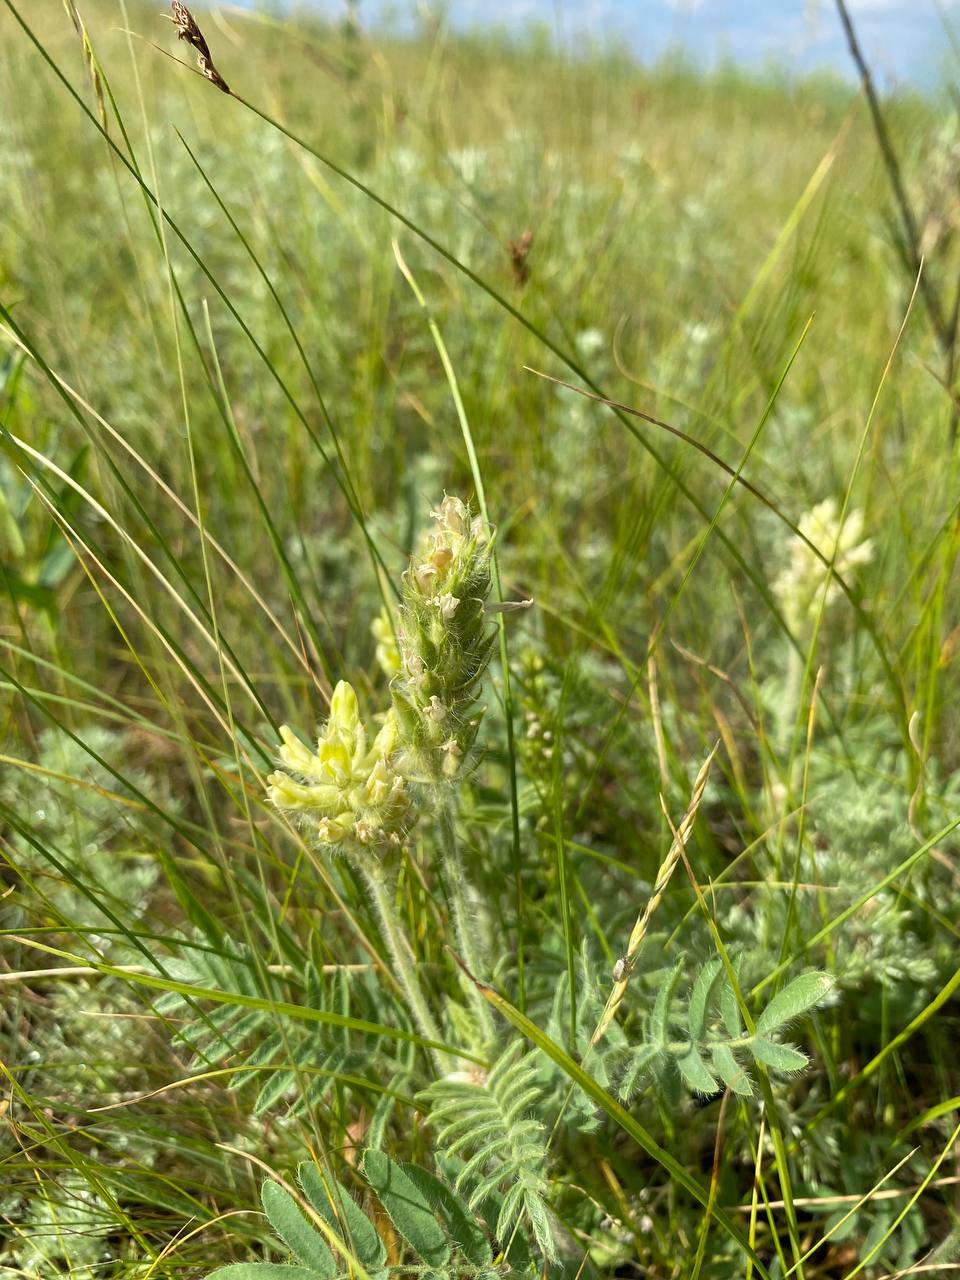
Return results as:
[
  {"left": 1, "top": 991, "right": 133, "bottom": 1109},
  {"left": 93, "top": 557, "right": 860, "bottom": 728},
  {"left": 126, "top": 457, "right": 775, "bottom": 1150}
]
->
[
  {"left": 170, "top": 2, "right": 231, "bottom": 94},
  {"left": 509, "top": 229, "right": 533, "bottom": 286}
]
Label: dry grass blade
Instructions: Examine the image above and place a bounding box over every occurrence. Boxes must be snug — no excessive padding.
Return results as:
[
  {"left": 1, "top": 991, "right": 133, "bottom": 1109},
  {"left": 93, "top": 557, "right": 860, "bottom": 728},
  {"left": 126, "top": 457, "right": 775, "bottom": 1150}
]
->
[
  {"left": 170, "top": 1, "right": 231, "bottom": 93},
  {"left": 592, "top": 743, "right": 719, "bottom": 1044}
]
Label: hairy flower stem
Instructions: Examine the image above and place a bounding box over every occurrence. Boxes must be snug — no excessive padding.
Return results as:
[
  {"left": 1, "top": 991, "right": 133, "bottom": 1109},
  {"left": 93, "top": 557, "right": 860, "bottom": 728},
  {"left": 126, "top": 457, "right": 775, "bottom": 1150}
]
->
[
  {"left": 361, "top": 864, "right": 447, "bottom": 1072},
  {"left": 437, "top": 799, "right": 496, "bottom": 1045}
]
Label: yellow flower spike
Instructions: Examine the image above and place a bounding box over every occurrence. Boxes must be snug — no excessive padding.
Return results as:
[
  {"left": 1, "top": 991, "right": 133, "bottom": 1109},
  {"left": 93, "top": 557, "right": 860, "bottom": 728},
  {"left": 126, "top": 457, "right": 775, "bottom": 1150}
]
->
[
  {"left": 773, "top": 497, "right": 874, "bottom": 631},
  {"left": 372, "top": 609, "right": 402, "bottom": 679}
]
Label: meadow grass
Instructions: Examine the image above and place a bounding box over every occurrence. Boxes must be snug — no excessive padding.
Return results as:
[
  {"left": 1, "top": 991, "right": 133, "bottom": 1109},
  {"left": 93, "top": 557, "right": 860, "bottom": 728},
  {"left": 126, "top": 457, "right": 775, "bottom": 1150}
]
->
[{"left": 1, "top": 2, "right": 960, "bottom": 1276}]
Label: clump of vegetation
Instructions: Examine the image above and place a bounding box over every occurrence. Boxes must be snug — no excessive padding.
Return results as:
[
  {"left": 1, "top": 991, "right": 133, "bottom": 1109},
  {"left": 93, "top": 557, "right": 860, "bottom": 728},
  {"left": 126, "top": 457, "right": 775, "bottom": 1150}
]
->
[{"left": 1, "top": 1, "right": 959, "bottom": 1277}]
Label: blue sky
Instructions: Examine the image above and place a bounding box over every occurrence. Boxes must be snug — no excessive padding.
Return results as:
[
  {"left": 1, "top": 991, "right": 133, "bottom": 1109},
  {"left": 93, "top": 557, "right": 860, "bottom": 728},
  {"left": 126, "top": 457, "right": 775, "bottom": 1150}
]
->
[{"left": 259, "top": 0, "right": 957, "bottom": 86}]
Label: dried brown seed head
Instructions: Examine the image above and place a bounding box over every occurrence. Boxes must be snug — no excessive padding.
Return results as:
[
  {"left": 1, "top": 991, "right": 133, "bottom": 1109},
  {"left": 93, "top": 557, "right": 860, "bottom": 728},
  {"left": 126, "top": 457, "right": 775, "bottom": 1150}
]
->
[
  {"left": 171, "top": 1, "right": 210, "bottom": 57},
  {"left": 509, "top": 230, "right": 533, "bottom": 287},
  {"left": 169, "top": 2, "right": 231, "bottom": 94}
]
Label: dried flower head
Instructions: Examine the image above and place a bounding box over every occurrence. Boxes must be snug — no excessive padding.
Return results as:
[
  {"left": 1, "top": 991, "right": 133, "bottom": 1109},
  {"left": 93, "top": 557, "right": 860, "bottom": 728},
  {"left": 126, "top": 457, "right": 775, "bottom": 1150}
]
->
[
  {"left": 509, "top": 230, "right": 533, "bottom": 287},
  {"left": 267, "top": 681, "right": 411, "bottom": 856},
  {"left": 170, "top": 2, "right": 231, "bottom": 94}
]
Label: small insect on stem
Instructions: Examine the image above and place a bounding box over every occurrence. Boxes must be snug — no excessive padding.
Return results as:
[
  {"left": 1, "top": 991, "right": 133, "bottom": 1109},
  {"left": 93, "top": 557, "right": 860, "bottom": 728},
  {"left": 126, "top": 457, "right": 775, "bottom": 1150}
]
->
[{"left": 612, "top": 955, "right": 630, "bottom": 983}]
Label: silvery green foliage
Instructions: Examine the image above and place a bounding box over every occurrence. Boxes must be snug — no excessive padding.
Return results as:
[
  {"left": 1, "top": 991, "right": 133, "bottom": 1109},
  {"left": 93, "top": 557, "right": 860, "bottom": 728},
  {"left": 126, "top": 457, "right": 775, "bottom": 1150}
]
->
[
  {"left": 534, "top": 943, "right": 831, "bottom": 1107},
  {"left": 154, "top": 941, "right": 410, "bottom": 1121},
  {"left": 0, "top": 726, "right": 173, "bottom": 938},
  {"left": 724, "top": 761, "right": 945, "bottom": 1020},
  {"left": 607, "top": 960, "right": 832, "bottom": 1101},
  {"left": 418, "top": 1040, "right": 556, "bottom": 1260},
  {"left": 0, "top": 1175, "right": 115, "bottom": 1278},
  {"left": 203, "top": 1157, "right": 499, "bottom": 1280},
  {"left": 0, "top": 728, "right": 175, "bottom": 1267}
]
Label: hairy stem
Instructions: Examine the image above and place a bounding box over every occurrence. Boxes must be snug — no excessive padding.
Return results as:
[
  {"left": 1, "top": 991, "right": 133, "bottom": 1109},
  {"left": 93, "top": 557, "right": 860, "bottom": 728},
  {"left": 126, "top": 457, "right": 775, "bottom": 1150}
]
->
[
  {"left": 361, "top": 863, "right": 447, "bottom": 1071},
  {"left": 437, "top": 799, "right": 497, "bottom": 1045}
]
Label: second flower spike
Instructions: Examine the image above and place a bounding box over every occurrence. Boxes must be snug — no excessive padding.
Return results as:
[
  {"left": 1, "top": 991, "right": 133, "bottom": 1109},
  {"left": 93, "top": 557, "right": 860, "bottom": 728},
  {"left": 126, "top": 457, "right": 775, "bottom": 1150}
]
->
[{"left": 391, "top": 496, "right": 495, "bottom": 783}]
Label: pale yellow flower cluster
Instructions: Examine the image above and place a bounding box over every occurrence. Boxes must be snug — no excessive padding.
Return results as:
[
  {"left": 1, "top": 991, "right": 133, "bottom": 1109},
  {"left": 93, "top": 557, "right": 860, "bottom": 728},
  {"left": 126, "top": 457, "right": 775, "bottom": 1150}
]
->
[
  {"left": 267, "top": 681, "right": 411, "bottom": 855},
  {"left": 773, "top": 498, "right": 873, "bottom": 631},
  {"left": 268, "top": 495, "right": 494, "bottom": 849}
]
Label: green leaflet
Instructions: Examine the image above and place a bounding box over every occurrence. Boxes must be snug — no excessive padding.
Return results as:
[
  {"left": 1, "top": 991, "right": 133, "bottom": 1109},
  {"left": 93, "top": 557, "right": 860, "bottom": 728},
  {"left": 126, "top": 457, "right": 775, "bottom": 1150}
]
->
[
  {"left": 748, "top": 1037, "right": 809, "bottom": 1073},
  {"left": 298, "top": 1162, "right": 387, "bottom": 1279},
  {"left": 711, "top": 1043, "right": 754, "bottom": 1097},
  {"left": 756, "top": 971, "right": 834, "bottom": 1035},
  {"left": 649, "top": 959, "right": 685, "bottom": 1045},
  {"left": 720, "top": 974, "right": 742, "bottom": 1038},
  {"left": 687, "top": 956, "right": 725, "bottom": 1041},
  {"left": 677, "top": 1044, "right": 719, "bottom": 1095},
  {"left": 202, "top": 1161, "right": 499, "bottom": 1280},
  {"left": 361, "top": 1151, "right": 450, "bottom": 1268},
  {"left": 400, "top": 1163, "right": 493, "bottom": 1268},
  {"left": 261, "top": 1181, "right": 336, "bottom": 1278}
]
